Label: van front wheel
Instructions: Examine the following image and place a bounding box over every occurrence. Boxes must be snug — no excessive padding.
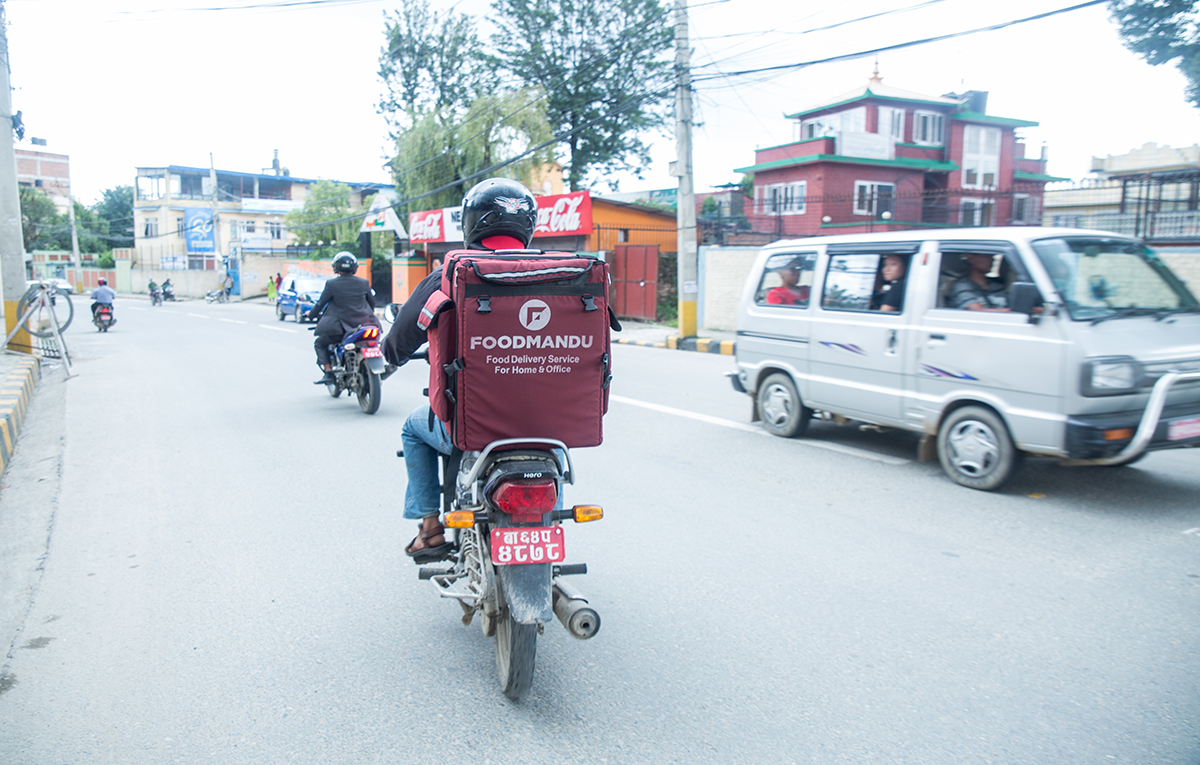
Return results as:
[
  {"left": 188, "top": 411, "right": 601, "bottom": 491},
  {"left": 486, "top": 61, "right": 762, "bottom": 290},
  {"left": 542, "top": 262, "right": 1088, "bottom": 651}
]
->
[
  {"left": 937, "top": 406, "right": 1021, "bottom": 491},
  {"left": 757, "top": 373, "right": 811, "bottom": 438}
]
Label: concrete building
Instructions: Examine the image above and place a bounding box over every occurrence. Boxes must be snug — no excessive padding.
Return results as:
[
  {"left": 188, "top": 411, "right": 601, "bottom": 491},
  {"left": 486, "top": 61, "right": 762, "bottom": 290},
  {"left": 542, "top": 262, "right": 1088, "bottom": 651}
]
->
[
  {"left": 733, "top": 68, "right": 1063, "bottom": 239},
  {"left": 16, "top": 147, "right": 71, "bottom": 214}
]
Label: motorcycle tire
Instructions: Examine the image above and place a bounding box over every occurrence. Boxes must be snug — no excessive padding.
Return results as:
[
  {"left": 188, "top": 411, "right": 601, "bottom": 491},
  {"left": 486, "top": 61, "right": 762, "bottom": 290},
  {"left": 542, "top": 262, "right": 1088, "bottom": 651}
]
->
[
  {"left": 327, "top": 382, "right": 341, "bottom": 398},
  {"left": 495, "top": 586, "right": 537, "bottom": 700},
  {"left": 357, "top": 365, "right": 381, "bottom": 415}
]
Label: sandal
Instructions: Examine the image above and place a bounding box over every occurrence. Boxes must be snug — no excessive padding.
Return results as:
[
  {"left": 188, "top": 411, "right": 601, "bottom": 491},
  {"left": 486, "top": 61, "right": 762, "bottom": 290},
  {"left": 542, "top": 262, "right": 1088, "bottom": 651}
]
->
[{"left": 405, "top": 520, "right": 453, "bottom": 564}]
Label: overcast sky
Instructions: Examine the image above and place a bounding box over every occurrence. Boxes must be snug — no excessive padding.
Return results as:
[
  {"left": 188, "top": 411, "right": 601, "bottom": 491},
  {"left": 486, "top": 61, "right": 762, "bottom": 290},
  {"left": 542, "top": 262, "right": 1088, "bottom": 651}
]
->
[{"left": 8, "top": 0, "right": 1200, "bottom": 207}]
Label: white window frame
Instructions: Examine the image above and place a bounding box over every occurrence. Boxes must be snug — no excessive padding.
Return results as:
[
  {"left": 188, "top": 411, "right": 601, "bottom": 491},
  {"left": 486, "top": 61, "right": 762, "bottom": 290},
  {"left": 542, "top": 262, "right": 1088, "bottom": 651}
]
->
[
  {"left": 961, "top": 198, "right": 996, "bottom": 227},
  {"left": 1011, "top": 194, "right": 1035, "bottom": 224},
  {"left": 961, "top": 125, "right": 1001, "bottom": 190},
  {"left": 267, "top": 221, "right": 284, "bottom": 240},
  {"left": 142, "top": 216, "right": 159, "bottom": 238},
  {"left": 757, "top": 181, "right": 807, "bottom": 215},
  {"left": 853, "top": 181, "right": 895, "bottom": 216},
  {"left": 878, "top": 107, "right": 904, "bottom": 140},
  {"left": 913, "top": 111, "right": 945, "bottom": 146},
  {"left": 799, "top": 108, "right": 866, "bottom": 141}
]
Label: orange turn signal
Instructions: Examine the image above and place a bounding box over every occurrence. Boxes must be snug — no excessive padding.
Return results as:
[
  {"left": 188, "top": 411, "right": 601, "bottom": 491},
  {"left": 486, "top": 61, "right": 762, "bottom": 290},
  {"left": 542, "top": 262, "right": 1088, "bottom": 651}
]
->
[
  {"left": 572, "top": 505, "right": 604, "bottom": 523},
  {"left": 444, "top": 511, "right": 475, "bottom": 528},
  {"left": 1104, "top": 428, "right": 1135, "bottom": 441}
]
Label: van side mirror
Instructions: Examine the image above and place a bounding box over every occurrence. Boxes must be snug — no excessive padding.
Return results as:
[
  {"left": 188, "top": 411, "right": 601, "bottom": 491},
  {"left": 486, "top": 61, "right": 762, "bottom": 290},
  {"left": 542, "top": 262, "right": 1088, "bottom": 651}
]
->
[{"left": 1009, "top": 282, "right": 1040, "bottom": 316}]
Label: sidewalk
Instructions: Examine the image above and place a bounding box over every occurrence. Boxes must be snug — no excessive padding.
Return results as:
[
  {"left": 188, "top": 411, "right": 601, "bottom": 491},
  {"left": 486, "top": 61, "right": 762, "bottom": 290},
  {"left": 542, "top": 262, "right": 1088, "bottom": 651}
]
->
[{"left": 613, "top": 319, "right": 737, "bottom": 355}]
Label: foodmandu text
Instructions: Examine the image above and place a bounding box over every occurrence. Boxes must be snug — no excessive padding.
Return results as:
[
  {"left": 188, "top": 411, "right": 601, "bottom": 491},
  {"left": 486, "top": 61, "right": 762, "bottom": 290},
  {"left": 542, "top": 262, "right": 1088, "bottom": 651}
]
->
[{"left": 470, "top": 335, "right": 594, "bottom": 350}]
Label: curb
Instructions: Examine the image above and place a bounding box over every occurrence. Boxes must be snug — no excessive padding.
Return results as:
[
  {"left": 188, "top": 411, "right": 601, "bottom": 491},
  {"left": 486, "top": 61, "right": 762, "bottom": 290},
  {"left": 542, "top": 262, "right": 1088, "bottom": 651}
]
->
[
  {"left": 615, "top": 336, "right": 736, "bottom": 355},
  {"left": 0, "top": 354, "right": 41, "bottom": 477}
]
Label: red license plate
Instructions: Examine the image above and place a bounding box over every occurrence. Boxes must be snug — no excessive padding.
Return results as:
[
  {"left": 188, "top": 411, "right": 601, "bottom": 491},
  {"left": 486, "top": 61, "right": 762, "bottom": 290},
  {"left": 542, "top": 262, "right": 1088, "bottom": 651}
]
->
[
  {"left": 491, "top": 527, "right": 565, "bottom": 565},
  {"left": 1168, "top": 415, "right": 1200, "bottom": 441},
  {"left": 361, "top": 346, "right": 382, "bottom": 358}
]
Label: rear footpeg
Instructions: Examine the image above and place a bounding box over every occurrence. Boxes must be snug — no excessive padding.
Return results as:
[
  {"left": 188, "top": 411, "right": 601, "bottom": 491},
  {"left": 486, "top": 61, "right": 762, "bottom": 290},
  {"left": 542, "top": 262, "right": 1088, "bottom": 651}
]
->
[
  {"left": 418, "top": 566, "right": 456, "bottom": 580},
  {"left": 552, "top": 579, "right": 600, "bottom": 640}
]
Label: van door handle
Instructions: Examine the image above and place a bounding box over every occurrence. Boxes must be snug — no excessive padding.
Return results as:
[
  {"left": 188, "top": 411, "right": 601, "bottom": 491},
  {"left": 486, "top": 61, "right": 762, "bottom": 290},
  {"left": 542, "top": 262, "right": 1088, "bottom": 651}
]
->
[
  {"left": 886, "top": 329, "right": 897, "bottom": 355},
  {"left": 929, "top": 333, "right": 945, "bottom": 340}
]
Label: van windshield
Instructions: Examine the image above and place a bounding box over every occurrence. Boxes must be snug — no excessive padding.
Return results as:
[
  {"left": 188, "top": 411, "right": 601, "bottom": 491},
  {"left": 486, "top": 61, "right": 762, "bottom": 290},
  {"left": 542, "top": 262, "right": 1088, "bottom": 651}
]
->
[{"left": 1030, "top": 237, "right": 1199, "bottom": 321}]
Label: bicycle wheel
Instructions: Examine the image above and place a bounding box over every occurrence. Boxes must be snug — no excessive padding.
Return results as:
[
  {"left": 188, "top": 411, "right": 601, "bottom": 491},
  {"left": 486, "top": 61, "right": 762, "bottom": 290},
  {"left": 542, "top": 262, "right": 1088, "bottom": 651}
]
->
[{"left": 18, "top": 285, "right": 74, "bottom": 338}]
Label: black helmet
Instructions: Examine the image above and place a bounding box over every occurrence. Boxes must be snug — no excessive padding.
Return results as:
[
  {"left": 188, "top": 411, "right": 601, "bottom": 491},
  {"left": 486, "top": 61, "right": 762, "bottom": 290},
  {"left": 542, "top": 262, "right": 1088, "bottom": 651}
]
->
[
  {"left": 461, "top": 178, "right": 537, "bottom": 248},
  {"left": 332, "top": 251, "right": 358, "bottom": 274}
]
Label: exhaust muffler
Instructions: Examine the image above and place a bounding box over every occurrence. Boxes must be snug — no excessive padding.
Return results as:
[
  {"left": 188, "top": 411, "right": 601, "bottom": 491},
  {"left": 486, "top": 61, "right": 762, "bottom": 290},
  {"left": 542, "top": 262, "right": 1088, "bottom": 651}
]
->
[{"left": 552, "top": 581, "right": 600, "bottom": 639}]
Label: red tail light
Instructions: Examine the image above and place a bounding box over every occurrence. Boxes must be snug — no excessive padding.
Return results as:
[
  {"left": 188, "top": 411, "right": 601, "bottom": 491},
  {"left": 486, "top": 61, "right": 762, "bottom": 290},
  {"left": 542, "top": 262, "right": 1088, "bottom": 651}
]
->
[
  {"left": 491, "top": 479, "right": 557, "bottom": 514},
  {"left": 363, "top": 327, "right": 380, "bottom": 340}
]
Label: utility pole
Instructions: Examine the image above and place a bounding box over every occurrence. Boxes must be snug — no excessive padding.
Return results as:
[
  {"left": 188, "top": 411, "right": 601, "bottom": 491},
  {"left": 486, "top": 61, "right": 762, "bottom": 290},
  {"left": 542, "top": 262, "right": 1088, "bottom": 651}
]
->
[
  {"left": 67, "top": 192, "right": 80, "bottom": 285},
  {"left": 673, "top": 0, "right": 697, "bottom": 338},
  {"left": 0, "top": 0, "right": 33, "bottom": 352}
]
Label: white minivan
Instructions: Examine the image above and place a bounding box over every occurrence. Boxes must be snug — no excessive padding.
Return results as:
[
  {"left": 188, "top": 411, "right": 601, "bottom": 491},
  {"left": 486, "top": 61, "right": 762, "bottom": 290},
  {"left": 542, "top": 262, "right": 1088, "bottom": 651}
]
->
[{"left": 730, "top": 227, "right": 1200, "bottom": 490}]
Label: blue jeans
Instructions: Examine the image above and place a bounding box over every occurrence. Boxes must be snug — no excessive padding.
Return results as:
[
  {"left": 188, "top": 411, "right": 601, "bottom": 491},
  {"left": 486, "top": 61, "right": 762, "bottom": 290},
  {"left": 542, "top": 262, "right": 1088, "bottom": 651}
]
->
[{"left": 401, "top": 405, "right": 453, "bottom": 521}]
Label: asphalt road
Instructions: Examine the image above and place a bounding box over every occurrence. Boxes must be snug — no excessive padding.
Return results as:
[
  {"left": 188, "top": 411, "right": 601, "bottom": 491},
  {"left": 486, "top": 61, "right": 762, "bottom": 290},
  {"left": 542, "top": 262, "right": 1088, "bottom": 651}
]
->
[{"left": 1, "top": 297, "right": 1197, "bottom": 764}]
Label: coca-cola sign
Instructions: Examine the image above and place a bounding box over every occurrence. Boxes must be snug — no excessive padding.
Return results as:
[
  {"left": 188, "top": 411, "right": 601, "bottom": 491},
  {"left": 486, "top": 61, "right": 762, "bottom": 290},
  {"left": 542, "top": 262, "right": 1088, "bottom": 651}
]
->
[
  {"left": 533, "top": 191, "right": 591, "bottom": 238},
  {"left": 408, "top": 191, "right": 592, "bottom": 243}
]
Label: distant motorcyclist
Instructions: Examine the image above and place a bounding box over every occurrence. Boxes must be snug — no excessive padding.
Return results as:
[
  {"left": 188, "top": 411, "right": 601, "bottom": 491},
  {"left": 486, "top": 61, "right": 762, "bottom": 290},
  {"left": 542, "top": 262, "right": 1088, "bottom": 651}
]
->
[
  {"left": 308, "top": 252, "right": 379, "bottom": 385},
  {"left": 91, "top": 278, "right": 116, "bottom": 319},
  {"left": 162, "top": 279, "right": 175, "bottom": 300}
]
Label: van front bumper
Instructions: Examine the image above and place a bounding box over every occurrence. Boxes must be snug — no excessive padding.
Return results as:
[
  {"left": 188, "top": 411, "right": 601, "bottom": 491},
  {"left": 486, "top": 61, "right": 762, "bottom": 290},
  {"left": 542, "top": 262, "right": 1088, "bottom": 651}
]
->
[{"left": 1064, "top": 370, "right": 1200, "bottom": 461}]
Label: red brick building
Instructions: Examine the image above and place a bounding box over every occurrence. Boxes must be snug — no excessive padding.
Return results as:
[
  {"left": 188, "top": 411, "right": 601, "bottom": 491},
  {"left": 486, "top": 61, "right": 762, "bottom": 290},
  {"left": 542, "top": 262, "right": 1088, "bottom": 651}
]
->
[
  {"left": 734, "top": 70, "right": 1063, "bottom": 238},
  {"left": 16, "top": 148, "right": 71, "bottom": 214}
]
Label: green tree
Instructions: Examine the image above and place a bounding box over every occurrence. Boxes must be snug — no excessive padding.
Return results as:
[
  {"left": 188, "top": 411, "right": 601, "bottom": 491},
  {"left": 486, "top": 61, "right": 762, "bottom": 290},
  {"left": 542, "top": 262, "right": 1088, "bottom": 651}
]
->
[
  {"left": 18, "top": 187, "right": 60, "bottom": 251},
  {"left": 1110, "top": 0, "right": 1200, "bottom": 107},
  {"left": 490, "top": 0, "right": 673, "bottom": 190},
  {"left": 92, "top": 185, "right": 134, "bottom": 247},
  {"left": 378, "top": 0, "right": 483, "bottom": 132},
  {"left": 284, "top": 180, "right": 362, "bottom": 257},
  {"left": 42, "top": 200, "right": 108, "bottom": 254}
]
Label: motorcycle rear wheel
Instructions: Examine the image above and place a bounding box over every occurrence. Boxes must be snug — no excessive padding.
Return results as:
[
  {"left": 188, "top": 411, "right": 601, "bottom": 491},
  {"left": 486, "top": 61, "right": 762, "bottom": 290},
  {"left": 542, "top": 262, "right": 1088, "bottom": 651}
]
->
[
  {"left": 495, "top": 599, "right": 537, "bottom": 700},
  {"left": 357, "top": 365, "right": 381, "bottom": 414},
  {"left": 327, "top": 382, "right": 341, "bottom": 398}
]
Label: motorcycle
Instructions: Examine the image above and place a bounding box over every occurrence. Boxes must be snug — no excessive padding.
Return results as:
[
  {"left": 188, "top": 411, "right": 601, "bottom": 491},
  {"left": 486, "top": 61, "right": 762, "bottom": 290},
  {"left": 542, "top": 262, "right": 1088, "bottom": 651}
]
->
[
  {"left": 150, "top": 287, "right": 163, "bottom": 306},
  {"left": 93, "top": 304, "right": 115, "bottom": 332},
  {"left": 205, "top": 288, "right": 229, "bottom": 304},
  {"left": 405, "top": 353, "right": 603, "bottom": 701},
  {"left": 162, "top": 284, "right": 176, "bottom": 301},
  {"left": 313, "top": 324, "right": 387, "bottom": 414}
]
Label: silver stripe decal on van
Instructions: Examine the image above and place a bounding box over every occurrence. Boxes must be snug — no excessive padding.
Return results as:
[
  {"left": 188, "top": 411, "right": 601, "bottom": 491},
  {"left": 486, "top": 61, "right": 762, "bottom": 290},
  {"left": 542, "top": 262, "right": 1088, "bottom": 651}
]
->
[{"left": 610, "top": 395, "right": 910, "bottom": 465}]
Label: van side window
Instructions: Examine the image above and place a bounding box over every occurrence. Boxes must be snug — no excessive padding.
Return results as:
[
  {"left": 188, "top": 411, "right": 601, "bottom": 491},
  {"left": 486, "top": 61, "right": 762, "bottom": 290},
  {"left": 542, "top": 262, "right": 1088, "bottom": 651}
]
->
[
  {"left": 821, "top": 253, "right": 908, "bottom": 313},
  {"left": 755, "top": 253, "right": 815, "bottom": 308}
]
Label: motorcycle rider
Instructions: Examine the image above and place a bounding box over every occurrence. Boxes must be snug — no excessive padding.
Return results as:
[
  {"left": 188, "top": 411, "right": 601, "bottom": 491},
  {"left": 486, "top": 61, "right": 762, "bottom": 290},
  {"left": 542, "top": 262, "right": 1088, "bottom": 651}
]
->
[
  {"left": 162, "top": 279, "right": 175, "bottom": 300},
  {"left": 383, "top": 178, "right": 538, "bottom": 563},
  {"left": 91, "top": 277, "right": 116, "bottom": 322},
  {"left": 308, "top": 252, "right": 379, "bottom": 385}
]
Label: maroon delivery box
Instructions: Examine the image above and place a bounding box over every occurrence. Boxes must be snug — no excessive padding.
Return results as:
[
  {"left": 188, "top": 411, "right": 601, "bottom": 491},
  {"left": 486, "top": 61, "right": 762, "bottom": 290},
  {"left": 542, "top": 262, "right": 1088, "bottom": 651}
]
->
[{"left": 418, "top": 250, "right": 616, "bottom": 451}]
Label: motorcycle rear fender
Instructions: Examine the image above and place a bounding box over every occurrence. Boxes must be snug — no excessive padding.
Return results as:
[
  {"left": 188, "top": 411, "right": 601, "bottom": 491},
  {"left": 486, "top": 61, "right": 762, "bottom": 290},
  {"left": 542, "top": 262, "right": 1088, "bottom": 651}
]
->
[
  {"left": 496, "top": 561, "right": 553, "bottom": 624},
  {"left": 365, "top": 355, "right": 386, "bottom": 374}
]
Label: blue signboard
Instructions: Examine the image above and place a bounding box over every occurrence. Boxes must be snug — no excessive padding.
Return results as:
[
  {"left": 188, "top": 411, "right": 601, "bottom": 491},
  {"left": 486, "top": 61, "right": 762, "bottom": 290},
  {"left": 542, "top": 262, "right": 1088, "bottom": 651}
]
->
[{"left": 184, "top": 208, "right": 215, "bottom": 253}]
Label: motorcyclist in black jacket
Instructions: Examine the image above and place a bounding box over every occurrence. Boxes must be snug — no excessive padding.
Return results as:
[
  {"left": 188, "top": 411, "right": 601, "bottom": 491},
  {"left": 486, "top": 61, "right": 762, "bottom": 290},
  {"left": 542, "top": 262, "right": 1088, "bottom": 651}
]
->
[{"left": 308, "top": 252, "right": 379, "bottom": 385}]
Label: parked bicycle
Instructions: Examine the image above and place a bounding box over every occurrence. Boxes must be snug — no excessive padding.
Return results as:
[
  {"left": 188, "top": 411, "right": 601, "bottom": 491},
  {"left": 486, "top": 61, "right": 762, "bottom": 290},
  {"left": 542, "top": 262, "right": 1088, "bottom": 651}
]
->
[{"left": 18, "top": 281, "right": 74, "bottom": 337}]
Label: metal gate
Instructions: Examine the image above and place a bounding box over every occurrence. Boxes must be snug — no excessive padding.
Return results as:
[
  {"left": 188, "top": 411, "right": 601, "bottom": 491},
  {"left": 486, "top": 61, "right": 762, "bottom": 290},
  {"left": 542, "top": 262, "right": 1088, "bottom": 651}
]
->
[{"left": 612, "top": 244, "right": 658, "bottom": 321}]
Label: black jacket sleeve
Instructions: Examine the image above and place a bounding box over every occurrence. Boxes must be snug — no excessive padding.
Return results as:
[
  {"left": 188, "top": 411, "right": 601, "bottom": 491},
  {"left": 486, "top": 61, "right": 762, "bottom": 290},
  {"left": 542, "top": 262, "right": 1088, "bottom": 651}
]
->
[{"left": 383, "top": 267, "right": 443, "bottom": 367}]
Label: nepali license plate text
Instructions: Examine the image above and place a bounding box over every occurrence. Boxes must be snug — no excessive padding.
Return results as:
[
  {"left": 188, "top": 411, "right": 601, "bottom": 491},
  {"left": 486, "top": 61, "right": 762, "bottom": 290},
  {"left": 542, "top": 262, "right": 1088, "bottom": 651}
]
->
[
  {"left": 361, "top": 346, "right": 383, "bottom": 358},
  {"left": 1168, "top": 415, "right": 1200, "bottom": 441},
  {"left": 491, "top": 527, "right": 565, "bottom": 565}
]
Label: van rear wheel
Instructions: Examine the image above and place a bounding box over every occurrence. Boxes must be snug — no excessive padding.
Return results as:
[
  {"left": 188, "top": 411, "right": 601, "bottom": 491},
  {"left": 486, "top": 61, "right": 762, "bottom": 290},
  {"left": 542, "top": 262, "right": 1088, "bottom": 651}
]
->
[
  {"left": 757, "top": 373, "right": 811, "bottom": 438},
  {"left": 937, "top": 406, "right": 1021, "bottom": 491}
]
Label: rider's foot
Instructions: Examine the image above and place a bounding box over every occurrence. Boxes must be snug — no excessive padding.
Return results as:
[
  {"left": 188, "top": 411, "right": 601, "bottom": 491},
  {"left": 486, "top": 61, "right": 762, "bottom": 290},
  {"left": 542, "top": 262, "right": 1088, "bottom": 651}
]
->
[
  {"left": 405, "top": 517, "right": 451, "bottom": 561},
  {"left": 314, "top": 371, "right": 336, "bottom": 385}
]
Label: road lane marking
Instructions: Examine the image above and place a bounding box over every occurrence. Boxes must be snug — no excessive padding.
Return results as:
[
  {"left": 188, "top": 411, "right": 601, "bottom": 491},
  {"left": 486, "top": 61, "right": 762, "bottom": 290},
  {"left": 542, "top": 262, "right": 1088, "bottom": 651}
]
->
[
  {"left": 219, "top": 318, "right": 248, "bottom": 325},
  {"left": 1184, "top": 528, "right": 1200, "bottom": 535},
  {"left": 258, "top": 324, "right": 297, "bottom": 333},
  {"left": 610, "top": 394, "right": 910, "bottom": 465},
  {"left": 187, "top": 313, "right": 209, "bottom": 319}
]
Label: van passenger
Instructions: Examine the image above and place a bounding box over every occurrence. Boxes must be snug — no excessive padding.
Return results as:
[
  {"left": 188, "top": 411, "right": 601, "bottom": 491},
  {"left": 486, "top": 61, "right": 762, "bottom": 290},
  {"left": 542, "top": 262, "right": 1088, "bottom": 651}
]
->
[
  {"left": 871, "top": 254, "right": 906, "bottom": 312},
  {"left": 949, "top": 252, "right": 1009, "bottom": 311},
  {"left": 766, "top": 258, "right": 810, "bottom": 306}
]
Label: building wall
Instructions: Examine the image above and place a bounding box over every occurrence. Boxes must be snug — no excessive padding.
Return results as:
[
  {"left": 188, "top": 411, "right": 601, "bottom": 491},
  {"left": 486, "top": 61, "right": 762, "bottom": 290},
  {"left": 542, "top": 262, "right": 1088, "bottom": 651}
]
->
[
  {"left": 588, "top": 200, "right": 676, "bottom": 254},
  {"left": 699, "top": 245, "right": 760, "bottom": 331},
  {"left": 16, "top": 149, "right": 71, "bottom": 213}
]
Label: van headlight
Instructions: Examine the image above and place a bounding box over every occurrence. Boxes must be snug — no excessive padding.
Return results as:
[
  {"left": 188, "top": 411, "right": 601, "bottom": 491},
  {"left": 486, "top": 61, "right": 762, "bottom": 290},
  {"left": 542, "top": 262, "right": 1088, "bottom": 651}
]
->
[{"left": 1081, "top": 356, "right": 1143, "bottom": 396}]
